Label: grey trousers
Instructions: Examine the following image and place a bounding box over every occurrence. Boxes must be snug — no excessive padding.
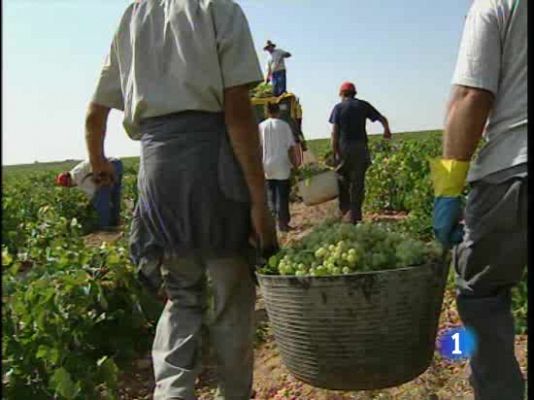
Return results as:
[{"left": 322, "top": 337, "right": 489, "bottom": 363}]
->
[
  {"left": 152, "top": 254, "right": 256, "bottom": 400},
  {"left": 453, "top": 177, "right": 527, "bottom": 400}
]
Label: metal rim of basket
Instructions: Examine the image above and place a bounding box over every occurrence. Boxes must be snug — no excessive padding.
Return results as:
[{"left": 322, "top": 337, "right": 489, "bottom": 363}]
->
[{"left": 256, "top": 260, "right": 447, "bottom": 280}]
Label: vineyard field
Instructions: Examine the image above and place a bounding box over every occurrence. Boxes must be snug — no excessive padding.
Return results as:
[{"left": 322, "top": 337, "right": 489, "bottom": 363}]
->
[{"left": 2, "top": 129, "right": 526, "bottom": 399}]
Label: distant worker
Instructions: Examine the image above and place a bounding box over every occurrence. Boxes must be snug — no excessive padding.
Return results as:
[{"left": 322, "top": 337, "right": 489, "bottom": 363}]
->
[
  {"left": 431, "top": 0, "right": 526, "bottom": 399},
  {"left": 264, "top": 40, "right": 291, "bottom": 97},
  {"left": 329, "top": 82, "right": 391, "bottom": 224},
  {"left": 259, "top": 102, "right": 300, "bottom": 232},
  {"left": 56, "top": 158, "right": 123, "bottom": 231}
]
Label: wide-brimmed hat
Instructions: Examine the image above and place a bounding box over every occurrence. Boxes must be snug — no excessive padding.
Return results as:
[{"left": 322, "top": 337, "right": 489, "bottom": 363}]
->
[{"left": 263, "top": 40, "right": 276, "bottom": 50}]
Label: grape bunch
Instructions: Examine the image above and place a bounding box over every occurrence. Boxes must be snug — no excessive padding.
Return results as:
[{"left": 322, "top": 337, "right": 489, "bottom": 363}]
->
[
  {"left": 295, "top": 163, "right": 332, "bottom": 183},
  {"left": 260, "top": 222, "right": 442, "bottom": 276}
]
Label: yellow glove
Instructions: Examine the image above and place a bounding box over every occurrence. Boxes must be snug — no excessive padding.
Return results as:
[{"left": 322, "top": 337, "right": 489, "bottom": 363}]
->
[{"left": 429, "top": 158, "right": 470, "bottom": 197}]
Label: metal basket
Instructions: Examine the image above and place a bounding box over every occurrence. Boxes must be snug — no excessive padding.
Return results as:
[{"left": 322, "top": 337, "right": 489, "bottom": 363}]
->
[{"left": 256, "top": 261, "right": 449, "bottom": 390}]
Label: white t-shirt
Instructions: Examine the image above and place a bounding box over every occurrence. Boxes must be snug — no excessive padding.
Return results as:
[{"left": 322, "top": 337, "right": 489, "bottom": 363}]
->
[
  {"left": 69, "top": 158, "right": 119, "bottom": 198},
  {"left": 452, "top": 0, "right": 527, "bottom": 182},
  {"left": 267, "top": 49, "right": 289, "bottom": 73},
  {"left": 259, "top": 118, "right": 296, "bottom": 180},
  {"left": 91, "top": 0, "right": 263, "bottom": 139},
  {"left": 70, "top": 161, "right": 97, "bottom": 198}
]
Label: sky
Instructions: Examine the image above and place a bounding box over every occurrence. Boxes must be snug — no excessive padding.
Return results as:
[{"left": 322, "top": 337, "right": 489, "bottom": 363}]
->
[{"left": 3, "top": 0, "right": 470, "bottom": 165}]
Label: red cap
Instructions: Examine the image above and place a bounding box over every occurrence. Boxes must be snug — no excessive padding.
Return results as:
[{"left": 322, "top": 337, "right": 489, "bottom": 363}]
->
[
  {"left": 339, "top": 81, "right": 356, "bottom": 93},
  {"left": 56, "top": 172, "right": 71, "bottom": 187}
]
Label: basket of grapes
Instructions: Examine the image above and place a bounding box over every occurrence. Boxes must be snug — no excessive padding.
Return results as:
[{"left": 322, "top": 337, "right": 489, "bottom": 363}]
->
[
  {"left": 256, "top": 222, "right": 448, "bottom": 390},
  {"left": 296, "top": 163, "right": 339, "bottom": 206}
]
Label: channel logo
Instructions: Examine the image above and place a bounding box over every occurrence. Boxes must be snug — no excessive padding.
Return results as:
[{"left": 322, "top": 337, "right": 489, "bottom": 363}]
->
[{"left": 437, "top": 326, "right": 477, "bottom": 361}]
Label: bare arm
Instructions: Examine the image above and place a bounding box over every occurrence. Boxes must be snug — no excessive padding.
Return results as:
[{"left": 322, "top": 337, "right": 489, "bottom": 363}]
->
[
  {"left": 265, "top": 65, "right": 272, "bottom": 83},
  {"left": 223, "top": 85, "right": 267, "bottom": 204},
  {"left": 288, "top": 145, "right": 299, "bottom": 168},
  {"left": 86, "top": 102, "right": 110, "bottom": 163},
  {"left": 443, "top": 85, "right": 494, "bottom": 160},
  {"left": 377, "top": 115, "right": 392, "bottom": 139},
  {"left": 224, "top": 84, "right": 277, "bottom": 250},
  {"left": 85, "top": 102, "right": 115, "bottom": 184}
]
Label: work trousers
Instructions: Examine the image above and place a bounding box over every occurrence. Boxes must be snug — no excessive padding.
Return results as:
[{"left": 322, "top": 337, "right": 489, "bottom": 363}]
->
[
  {"left": 337, "top": 141, "right": 371, "bottom": 223},
  {"left": 152, "top": 254, "right": 256, "bottom": 400},
  {"left": 91, "top": 159, "right": 123, "bottom": 229},
  {"left": 266, "top": 179, "right": 291, "bottom": 228},
  {"left": 454, "top": 177, "right": 527, "bottom": 400},
  {"left": 271, "top": 69, "right": 287, "bottom": 97}
]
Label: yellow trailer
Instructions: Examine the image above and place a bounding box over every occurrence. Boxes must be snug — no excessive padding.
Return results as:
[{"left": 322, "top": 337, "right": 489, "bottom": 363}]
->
[{"left": 251, "top": 92, "right": 307, "bottom": 153}]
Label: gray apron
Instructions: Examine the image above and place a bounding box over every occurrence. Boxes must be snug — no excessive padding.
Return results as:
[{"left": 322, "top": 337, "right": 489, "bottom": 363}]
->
[{"left": 129, "top": 111, "right": 253, "bottom": 293}]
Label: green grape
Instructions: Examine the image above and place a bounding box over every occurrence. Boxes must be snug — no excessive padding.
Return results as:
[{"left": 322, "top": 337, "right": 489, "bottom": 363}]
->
[
  {"left": 270, "top": 221, "right": 436, "bottom": 276},
  {"left": 347, "top": 254, "right": 357, "bottom": 267},
  {"left": 315, "top": 247, "right": 326, "bottom": 258}
]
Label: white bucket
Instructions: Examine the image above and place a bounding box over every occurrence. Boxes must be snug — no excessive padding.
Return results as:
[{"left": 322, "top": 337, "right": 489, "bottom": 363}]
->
[
  {"left": 301, "top": 150, "right": 318, "bottom": 165},
  {"left": 297, "top": 170, "right": 339, "bottom": 206}
]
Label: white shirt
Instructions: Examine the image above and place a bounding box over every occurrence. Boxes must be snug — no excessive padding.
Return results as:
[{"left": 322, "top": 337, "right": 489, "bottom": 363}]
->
[
  {"left": 91, "top": 0, "right": 263, "bottom": 139},
  {"left": 259, "top": 118, "right": 296, "bottom": 180},
  {"left": 452, "top": 0, "right": 527, "bottom": 182},
  {"left": 267, "top": 48, "right": 289, "bottom": 73},
  {"left": 70, "top": 161, "right": 97, "bottom": 198}
]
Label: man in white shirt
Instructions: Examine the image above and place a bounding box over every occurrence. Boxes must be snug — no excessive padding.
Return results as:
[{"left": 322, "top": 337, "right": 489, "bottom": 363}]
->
[
  {"left": 264, "top": 40, "right": 291, "bottom": 96},
  {"left": 85, "top": 1, "right": 277, "bottom": 399},
  {"left": 56, "top": 158, "right": 123, "bottom": 231},
  {"left": 259, "top": 102, "right": 299, "bottom": 232},
  {"left": 430, "top": 1, "right": 526, "bottom": 399}
]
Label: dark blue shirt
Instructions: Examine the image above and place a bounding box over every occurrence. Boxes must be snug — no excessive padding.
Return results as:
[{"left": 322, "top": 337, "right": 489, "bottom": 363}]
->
[{"left": 328, "top": 98, "right": 382, "bottom": 142}]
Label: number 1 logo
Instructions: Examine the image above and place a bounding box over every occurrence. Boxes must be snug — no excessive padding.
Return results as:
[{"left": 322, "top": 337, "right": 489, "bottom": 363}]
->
[
  {"left": 451, "top": 332, "right": 462, "bottom": 355},
  {"left": 438, "top": 327, "right": 477, "bottom": 361}
]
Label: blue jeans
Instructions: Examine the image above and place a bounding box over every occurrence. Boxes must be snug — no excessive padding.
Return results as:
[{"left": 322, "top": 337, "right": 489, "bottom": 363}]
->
[
  {"left": 271, "top": 69, "right": 287, "bottom": 96},
  {"left": 266, "top": 179, "right": 291, "bottom": 227},
  {"left": 91, "top": 159, "right": 123, "bottom": 229}
]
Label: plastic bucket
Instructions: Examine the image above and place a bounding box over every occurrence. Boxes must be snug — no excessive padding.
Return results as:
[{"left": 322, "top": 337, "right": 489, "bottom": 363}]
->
[
  {"left": 256, "top": 261, "right": 449, "bottom": 390},
  {"left": 297, "top": 170, "right": 339, "bottom": 206}
]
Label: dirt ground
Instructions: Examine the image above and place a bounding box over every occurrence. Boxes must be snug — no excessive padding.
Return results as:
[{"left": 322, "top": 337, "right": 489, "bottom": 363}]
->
[
  {"left": 83, "top": 230, "right": 124, "bottom": 247},
  {"left": 114, "top": 200, "right": 528, "bottom": 400}
]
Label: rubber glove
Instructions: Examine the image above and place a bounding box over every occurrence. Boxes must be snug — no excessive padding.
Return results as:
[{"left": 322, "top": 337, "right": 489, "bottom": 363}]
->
[{"left": 429, "top": 159, "right": 469, "bottom": 248}]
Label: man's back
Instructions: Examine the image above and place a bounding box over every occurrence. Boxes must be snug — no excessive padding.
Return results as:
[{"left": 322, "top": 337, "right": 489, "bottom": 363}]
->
[
  {"left": 452, "top": 0, "right": 526, "bottom": 181},
  {"left": 268, "top": 49, "right": 288, "bottom": 72},
  {"left": 329, "top": 98, "right": 382, "bottom": 142},
  {"left": 92, "top": 0, "right": 261, "bottom": 138},
  {"left": 259, "top": 118, "right": 295, "bottom": 180}
]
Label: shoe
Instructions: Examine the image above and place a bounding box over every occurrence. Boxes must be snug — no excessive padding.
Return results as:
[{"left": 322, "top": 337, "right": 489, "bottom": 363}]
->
[
  {"left": 340, "top": 212, "right": 352, "bottom": 224},
  {"left": 278, "top": 224, "right": 294, "bottom": 232}
]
